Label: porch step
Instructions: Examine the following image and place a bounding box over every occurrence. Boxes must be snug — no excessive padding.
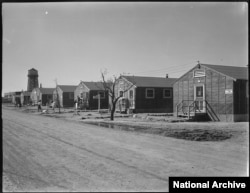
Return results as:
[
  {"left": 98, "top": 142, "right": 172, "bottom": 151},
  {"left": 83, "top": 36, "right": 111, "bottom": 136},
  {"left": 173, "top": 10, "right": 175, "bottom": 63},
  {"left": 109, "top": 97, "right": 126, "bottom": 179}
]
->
[
  {"left": 177, "top": 113, "right": 210, "bottom": 122},
  {"left": 177, "top": 112, "right": 195, "bottom": 117},
  {"left": 192, "top": 113, "right": 210, "bottom": 121}
]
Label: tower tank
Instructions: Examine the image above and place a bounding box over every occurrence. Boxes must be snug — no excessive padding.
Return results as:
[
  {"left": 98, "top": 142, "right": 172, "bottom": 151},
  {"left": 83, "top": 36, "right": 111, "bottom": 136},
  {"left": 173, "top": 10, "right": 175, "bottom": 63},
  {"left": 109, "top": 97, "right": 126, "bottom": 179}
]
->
[{"left": 27, "top": 68, "right": 39, "bottom": 92}]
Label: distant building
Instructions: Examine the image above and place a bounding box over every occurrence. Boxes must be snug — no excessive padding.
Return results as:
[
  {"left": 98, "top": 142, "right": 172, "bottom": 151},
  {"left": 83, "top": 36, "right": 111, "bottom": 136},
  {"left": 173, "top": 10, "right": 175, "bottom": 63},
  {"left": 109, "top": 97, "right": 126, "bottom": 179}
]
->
[
  {"left": 20, "top": 91, "right": 31, "bottom": 105},
  {"left": 27, "top": 68, "right": 39, "bottom": 92},
  {"left": 74, "top": 81, "right": 109, "bottom": 110},
  {"left": 3, "top": 68, "right": 39, "bottom": 105},
  {"left": 3, "top": 92, "right": 14, "bottom": 103},
  {"left": 173, "top": 63, "right": 248, "bottom": 122},
  {"left": 115, "top": 75, "right": 177, "bottom": 113},
  {"left": 11, "top": 91, "right": 22, "bottom": 105},
  {"left": 53, "top": 85, "right": 77, "bottom": 107},
  {"left": 30, "top": 87, "right": 54, "bottom": 105}
]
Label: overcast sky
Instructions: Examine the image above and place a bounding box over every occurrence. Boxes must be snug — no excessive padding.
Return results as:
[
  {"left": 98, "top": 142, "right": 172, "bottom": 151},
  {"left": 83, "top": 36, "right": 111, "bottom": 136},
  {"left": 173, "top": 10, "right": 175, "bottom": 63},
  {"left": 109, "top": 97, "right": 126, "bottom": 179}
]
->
[{"left": 2, "top": 2, "right": 248, "bottom": 95}]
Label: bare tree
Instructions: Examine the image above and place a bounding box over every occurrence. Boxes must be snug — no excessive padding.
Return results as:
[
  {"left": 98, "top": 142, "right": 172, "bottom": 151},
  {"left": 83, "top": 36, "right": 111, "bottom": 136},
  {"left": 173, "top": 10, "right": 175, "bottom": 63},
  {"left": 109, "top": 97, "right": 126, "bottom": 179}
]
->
[
  {"left": 54, "top": 79, "right": 61, "bottom": 113},
  {"left": 101, "top": 70, "right": 134, "bottom": 121}
]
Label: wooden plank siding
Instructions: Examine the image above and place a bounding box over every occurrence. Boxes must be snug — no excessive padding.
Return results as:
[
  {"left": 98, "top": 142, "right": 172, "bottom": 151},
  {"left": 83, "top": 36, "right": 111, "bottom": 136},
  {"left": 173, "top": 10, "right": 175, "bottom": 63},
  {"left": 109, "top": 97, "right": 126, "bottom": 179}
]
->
[
  {"left": 233, "top": 80, "right": 248, "bottom": 121},
  {"left": 62, "top": 92, "right": 75, "bottom": 107},
  {"left": 74, "top": 82, "right": 109, "bottom": 110},
  {"left": 115, "top": 78, "right": 135, "bottom": 110},
  {"left": 135, "top": 87, "right": 173, "bottom": 113},
  {"left": 115, "top": 76, "right": 175, "bottom": 113},
  {"left": 173, "top": 82, "right": 179, "bottom": 113},
  {"left": 41, "top": 94, "right": 53, "bottom": 106},
  {"left": 88, "top": 90, "right": 109, "bottom": 110},
  {"left": 74, "top": 83, "right": 89, "bottom": 101},
  {"left": 174, "top": 65, "right": 240, "bottom": 121}
]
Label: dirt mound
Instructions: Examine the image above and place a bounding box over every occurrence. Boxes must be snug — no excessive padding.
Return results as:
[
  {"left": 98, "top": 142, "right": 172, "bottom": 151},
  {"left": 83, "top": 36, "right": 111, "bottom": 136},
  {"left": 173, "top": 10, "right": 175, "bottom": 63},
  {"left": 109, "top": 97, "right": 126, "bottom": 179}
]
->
[
  {"left": 162, "top": 129, "right": 232, "bottom": 141},
  {"left": 138, "top": 127, "right": 232, "bottom": 141}
]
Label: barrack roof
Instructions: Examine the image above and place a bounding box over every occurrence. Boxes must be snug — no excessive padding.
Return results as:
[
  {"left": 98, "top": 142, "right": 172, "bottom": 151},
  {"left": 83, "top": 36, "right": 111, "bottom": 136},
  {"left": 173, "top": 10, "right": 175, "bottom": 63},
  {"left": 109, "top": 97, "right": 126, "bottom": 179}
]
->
[{"left": 121, "top": 76, "right": 177, "bottom": 87}]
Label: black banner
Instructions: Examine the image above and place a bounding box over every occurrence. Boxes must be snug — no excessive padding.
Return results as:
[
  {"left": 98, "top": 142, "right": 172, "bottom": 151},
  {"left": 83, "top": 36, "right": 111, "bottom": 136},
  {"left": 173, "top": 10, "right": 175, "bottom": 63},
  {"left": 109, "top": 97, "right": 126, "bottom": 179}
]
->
[{"left": 169, "top": 177, "right": 249, "bottom": 193}]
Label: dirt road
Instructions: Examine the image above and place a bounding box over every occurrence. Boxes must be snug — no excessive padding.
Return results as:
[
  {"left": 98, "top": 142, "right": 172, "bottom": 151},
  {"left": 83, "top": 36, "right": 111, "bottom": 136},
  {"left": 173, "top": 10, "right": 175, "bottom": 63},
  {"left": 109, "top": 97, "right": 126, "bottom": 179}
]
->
[{"left": 2, "top": 107, "right": 248, "bottom": 192}]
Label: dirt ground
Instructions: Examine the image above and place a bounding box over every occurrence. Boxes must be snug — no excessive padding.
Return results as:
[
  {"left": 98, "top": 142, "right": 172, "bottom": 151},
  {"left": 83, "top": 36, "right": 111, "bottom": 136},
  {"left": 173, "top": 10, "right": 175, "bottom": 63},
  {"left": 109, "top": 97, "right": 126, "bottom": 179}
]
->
[
  {"left": 2, "top": 104, "right": 249, "bottom": 192},
  {"left": 18, "top": 104, "right": 249, "bottom": 142}
]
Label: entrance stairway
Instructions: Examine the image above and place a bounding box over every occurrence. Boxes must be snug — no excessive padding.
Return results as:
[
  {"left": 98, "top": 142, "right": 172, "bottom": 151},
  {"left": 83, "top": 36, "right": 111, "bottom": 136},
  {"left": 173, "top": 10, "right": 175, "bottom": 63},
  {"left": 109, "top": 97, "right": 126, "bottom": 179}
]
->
[{"left": 176, "top": 100, "right": 220, "bottom": 121}]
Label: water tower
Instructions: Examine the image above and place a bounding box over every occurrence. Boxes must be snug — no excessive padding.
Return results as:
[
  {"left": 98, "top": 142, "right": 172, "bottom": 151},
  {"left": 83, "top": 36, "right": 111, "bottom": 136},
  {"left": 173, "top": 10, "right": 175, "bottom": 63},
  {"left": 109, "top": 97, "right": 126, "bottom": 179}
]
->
[{"left": 27, "top": 68, "right": 39, "bottom": 92}]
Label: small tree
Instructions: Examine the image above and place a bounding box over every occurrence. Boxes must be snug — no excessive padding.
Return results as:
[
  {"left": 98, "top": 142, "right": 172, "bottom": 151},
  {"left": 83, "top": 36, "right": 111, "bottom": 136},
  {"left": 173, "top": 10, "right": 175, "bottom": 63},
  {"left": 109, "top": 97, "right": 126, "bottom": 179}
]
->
[
  {"left": 101, "top": 70, "right": 134, "bottom": 121},
  {"left": 54, "top": 79, "right": 61, "bottom": 113}
]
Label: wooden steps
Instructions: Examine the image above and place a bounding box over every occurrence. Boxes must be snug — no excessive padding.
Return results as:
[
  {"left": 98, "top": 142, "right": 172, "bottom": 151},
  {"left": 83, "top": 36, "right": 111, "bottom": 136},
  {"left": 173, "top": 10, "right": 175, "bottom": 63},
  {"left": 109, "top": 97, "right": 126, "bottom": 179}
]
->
[{"left": 177, "top": 112, "right": 210, "bottom": 121}]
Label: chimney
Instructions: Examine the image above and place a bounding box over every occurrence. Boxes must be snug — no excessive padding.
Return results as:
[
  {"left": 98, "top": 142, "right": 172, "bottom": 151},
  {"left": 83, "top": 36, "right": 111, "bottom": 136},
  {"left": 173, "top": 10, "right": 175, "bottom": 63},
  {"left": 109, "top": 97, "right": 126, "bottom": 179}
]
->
[
  {"left": 166, "top": 74, "right": 169, "bottom": 78},
  {"left": 40, "top": 83, "right": 42, "bottom": 88}
]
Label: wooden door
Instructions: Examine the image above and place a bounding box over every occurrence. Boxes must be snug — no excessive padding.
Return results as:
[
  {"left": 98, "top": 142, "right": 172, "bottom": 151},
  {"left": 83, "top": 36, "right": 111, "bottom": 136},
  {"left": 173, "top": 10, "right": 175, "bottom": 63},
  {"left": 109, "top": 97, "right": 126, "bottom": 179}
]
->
[{"left": 194, "top": 85, "right": 205, "bottom": 112}]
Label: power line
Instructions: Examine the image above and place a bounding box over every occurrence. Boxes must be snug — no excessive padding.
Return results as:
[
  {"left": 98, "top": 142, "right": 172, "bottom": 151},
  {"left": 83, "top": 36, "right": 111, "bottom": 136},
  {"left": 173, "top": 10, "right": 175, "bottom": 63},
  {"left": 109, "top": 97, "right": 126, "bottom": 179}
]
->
[
  {"left": 128, "top": 62, "right": 195, "bottom": 76},
  {"left": 135, "top": 69, "right": 188, "bottom": 77},
  {"left": 130, "top": 62, "right": 195, "bottom": 74}
]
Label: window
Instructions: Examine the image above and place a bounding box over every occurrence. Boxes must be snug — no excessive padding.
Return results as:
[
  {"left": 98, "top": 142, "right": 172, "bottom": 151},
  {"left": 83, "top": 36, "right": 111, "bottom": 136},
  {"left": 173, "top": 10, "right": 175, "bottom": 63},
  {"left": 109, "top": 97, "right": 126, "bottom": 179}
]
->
[
  {"left": 196, "top": 86, "right": 203, "bottom": 97},
  {"left": 193, "top": 70, "right": 205, "bottom": 77},
  {"left": 119, "top": 91, "right": 124, "bottom": 97},
  {"left": 69, "top": 93, "right": 74, "bottom": 99},
  {"left": 129, "top": 90, "right": 134, "bottom": 99},
  {"left": 146, "top": 88, "right": 155, "bottom": 98},
  {"left": 163, "top": 89, "right": 172, "bottom": 98},
  {"left": 98, "top": 91, "right": 105, "bottom": 99}
]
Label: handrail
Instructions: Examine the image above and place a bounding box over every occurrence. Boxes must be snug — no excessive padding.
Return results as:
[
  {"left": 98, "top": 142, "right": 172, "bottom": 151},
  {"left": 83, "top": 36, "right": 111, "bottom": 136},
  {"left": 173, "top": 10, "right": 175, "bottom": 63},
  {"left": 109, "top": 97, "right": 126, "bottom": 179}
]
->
[
  {"left": 176, "top": 100, "right": 196, "bottom": 117},
  {"left": 176, "top": 99, "right": 219, "bottom": 121},
  {"left": 187, "top": 100, "right": 197, "bottom": 119},
  {"left": 177, "top": 100, "right": 205, "bottom": 119},
  {"left": 205, "top": 101, "right": 220, "bottom": 121}
]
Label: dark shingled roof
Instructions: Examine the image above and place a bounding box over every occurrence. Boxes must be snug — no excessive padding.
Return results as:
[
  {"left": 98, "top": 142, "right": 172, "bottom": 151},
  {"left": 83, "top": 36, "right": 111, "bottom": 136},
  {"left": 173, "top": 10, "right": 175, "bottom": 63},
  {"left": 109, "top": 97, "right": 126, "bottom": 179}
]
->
[
  {"left": 121, "top": 76, "right": 177, "bottom": 87},
  {"left": 201, "top": 64, "right": 248, "bottom": 80},
  {"left": 40, "top": 88, "right": 54, "bottom": 94},
  {"left": 57, "top": 85, "right": 77, "bottom": 92},
  {"left": 83, "top": 82, "right": 105, "bottom": 90}
]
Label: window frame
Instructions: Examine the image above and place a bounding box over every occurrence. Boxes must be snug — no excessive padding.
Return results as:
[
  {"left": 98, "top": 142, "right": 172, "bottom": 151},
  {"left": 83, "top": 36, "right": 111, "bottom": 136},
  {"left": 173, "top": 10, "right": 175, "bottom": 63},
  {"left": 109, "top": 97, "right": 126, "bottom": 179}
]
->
[
  {"left": 119, "top": 90, "right": 124, "bottom": 97},
  {"left": 163, "top": 89, "right": 172, "bottom": 98},
  {"left": 145, "top": 88, "right": 155, "bottom": 99},
  {"left": 196, "top": 86, "right": 204, "bottom": 98}
]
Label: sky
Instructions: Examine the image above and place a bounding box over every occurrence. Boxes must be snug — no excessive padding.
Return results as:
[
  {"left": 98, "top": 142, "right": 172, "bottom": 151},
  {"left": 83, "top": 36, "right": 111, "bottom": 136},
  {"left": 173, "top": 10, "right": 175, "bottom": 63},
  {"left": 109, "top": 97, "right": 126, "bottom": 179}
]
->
[{"left": 2, "top": 2, "right": 248, "bottom": 95}]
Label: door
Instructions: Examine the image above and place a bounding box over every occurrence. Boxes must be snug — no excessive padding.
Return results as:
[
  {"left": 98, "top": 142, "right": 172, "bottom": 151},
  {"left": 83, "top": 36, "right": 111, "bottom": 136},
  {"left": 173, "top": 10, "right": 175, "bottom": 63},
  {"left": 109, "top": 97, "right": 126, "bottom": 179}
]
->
[
  {"left": 129, "top": 89, "right": 135, "bottom": 109},
  {"left": 194, "top": 85, "right": 205, "bottom": 112}
]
